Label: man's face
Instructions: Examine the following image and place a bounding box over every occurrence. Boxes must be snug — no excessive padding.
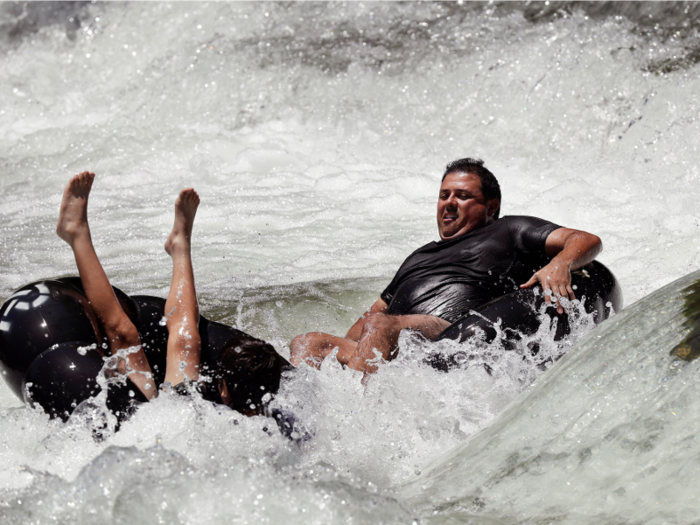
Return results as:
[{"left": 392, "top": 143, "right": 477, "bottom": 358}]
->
[{"left": 437, "top": 171, "right": 499, "bottom": 240}]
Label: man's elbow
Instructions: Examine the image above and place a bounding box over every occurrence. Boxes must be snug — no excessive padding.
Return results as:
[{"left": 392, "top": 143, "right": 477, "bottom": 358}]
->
[
  {"left": 560, "top": 230, "right": 603, "bottom": 267},
  {"left": 575, "top": 231, "right": 603, "bottom": 264},
  {"left": 585, "top": 232, "right": 603, "bottom": 256}
]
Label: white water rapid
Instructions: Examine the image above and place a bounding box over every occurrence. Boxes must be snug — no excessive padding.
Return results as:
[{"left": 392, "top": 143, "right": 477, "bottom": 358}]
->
[{"left": 1, "top": 2, "right": 700, "bottom": 524}]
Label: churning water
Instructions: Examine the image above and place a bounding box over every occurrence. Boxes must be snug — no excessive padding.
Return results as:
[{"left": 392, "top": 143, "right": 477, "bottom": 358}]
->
[{"left": 1, "top": 2, "right": 700, "bottom": 523}]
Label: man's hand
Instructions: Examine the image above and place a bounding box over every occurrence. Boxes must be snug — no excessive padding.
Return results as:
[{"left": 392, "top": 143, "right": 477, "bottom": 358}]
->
[
  {"left": 345, "top": 298, "right": 389, "bottom": 341},
  {"left": 521, "top": 257, "right": 575, "bottom": 314},
  {"left": 520, "top": 227, "right": 603, "bottom": 314}
]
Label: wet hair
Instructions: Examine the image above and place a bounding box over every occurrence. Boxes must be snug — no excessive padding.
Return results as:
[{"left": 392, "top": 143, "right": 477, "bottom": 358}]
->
[
  {"left": 442, "top": 158, "right": 502, "bottom": 219},
  {"left": 217, "top": 337, "right": 284, "bottom": 415}
]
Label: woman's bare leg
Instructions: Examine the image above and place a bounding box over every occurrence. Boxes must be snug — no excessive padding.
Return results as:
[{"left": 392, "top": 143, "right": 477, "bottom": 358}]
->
[
  {"left": 163, "top": 188, "right": 202, "bottom": 385},
  {"left": 56, "top": 171, "right": 156, "bottom": 399}
]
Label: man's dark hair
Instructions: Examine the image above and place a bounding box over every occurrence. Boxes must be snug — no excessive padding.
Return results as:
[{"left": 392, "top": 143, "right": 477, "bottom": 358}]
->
[
  {"left": 442, "top": 158, "right": 502, "bottom": 219},
  {"left": 217, "top": 337, "right": 284, "bottom": 415}
]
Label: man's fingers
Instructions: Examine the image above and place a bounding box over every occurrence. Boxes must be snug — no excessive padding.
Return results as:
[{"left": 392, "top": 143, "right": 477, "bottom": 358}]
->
[
  {"left": 522, "top": 274, "right": 577, "bottom": 311},
  {"left": 553, "top": 284, "right": 575, "bottom": 304},
  {"left": 557, "top": 284, "right": 570, "bottom": 300},
  {"left": 521, "top": 266, "right": 576, "bottom": 313},
  {"left": 542, "top": 283, "right": 553, "bottom": 304},
  {"left": 549, "top": 284, "right": 576, "bottom": 314},
  {"left": 547, "top": 288, "right": 563, "bottom": 313}
]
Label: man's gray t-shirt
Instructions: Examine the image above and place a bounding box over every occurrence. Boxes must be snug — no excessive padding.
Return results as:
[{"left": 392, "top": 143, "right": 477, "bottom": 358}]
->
[{"left": 381, "top": 216, "right": 561, "bottom": 323}]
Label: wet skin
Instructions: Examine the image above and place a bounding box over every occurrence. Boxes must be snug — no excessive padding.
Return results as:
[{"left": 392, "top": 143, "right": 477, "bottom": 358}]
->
[{"left": 437, "top": 171, "right": 500, "bottom": 241}]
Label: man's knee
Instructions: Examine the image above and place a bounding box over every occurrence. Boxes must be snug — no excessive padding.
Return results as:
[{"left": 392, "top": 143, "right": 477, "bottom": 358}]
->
[
  {"left": 290, "top": 333, "right": 319, "bottom": 360},
  {"left": 291, "top": 333, "right": 329, "bottom": 367},
  {"left": 290, "top": 333, "right": 310, "bottom": 354}
]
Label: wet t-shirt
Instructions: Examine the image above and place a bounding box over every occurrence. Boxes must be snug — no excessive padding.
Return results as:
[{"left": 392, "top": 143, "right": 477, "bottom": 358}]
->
[{"left": 381, "top": 216, "right": 561, "bottom": 323}]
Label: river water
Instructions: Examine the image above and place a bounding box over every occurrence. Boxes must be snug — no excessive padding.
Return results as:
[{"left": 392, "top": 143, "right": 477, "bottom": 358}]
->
[{"left": 1, "top": 2, "right": 699, "bottom": 524}]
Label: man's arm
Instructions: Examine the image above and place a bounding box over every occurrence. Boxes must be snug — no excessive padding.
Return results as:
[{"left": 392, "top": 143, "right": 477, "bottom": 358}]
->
[
  {"left": 520, "top": 227, "right": 603, "bottom": 313},
  {"left": 345, "top": 298, "right": 389, "bottom": 341},
  {"left": 289, "top": 298, "right": 388, "bottom": 368}
]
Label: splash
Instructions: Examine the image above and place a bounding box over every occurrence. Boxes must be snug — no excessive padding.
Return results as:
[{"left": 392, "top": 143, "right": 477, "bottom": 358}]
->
[
  {"left": 402, "top": 270, "right": 700, "bottom": 524},
  {"left": 1, "top": 2, "right": 700, "bottom": 523}
]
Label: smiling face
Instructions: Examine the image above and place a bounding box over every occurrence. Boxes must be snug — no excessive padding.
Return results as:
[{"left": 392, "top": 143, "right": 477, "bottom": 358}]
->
[{"left": 437, "top": 171, "right": 500, "bottom": 240}]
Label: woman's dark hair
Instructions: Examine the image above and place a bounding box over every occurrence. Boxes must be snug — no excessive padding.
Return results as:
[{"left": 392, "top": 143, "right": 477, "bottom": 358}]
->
[
  {"left": 217, "top": 337, "right": 284, "bottom": 415},
  {"left": 442, "top": 158, "right": 502, "bottom": 219}
]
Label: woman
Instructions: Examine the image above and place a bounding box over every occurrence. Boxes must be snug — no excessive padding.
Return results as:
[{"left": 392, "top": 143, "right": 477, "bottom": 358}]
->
[{"left": 56, "top": 172, "right": 286, "bottom": 415}]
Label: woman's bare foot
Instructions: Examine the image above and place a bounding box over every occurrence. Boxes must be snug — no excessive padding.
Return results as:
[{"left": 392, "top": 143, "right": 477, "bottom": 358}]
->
[
  {"left": 56, "top": 171, "right": 95, "bottom": 246},
  {"left": 165, "top": 188, "right": 200, "bottom": 257}
]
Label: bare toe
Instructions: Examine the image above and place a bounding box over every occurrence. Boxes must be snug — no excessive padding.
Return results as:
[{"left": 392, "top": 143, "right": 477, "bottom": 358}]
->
[
  {"left": 165, "top": 188, "right": 199, "bottom": 256},
  {"left": 56, "top": 171, "right": 95, "bottom": 244}
]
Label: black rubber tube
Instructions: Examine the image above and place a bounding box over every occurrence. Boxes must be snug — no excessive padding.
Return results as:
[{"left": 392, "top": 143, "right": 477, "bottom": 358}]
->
[
  {"left": 0, "top": 277, "right": 288, "bottom": 420},
  {"left": 429, "top": 261, "right": 622, "bottom": 371}
]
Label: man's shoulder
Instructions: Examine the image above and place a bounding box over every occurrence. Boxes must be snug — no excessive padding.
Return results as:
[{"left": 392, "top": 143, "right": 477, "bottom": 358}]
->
[
  {"left": 498, "top": 215, "right": 562, "bottom": 251},
  {"left": 404, "top": 239, "right": 442, "bottom": 258},
  {"left": 500, "top": 214, "right": 552, "bottom": 223},
  {"left": 499, "top": 215, "right": 562, "bottom": 232}
]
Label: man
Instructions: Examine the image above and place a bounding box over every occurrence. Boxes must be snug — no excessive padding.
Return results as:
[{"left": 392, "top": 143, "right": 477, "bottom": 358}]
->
[{"left": 290, "top": 158, "right": 602, "bottom": 375}]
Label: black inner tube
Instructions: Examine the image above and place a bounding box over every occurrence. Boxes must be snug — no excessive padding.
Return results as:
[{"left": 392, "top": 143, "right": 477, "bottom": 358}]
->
[
  {"left": 429, "top": 261, "right": 622, "bottom": 371},
  {"left": 0, "top": 277, "right": 289, "bottom": 421}
]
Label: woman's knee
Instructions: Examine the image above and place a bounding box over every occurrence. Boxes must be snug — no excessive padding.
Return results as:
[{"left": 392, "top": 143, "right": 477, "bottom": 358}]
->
[
  {"left": 169, "top": 328, "right": 201, "bottom": 355},
  {"left": 106, "top": 317, "right": 141, "bottom": 349}
]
